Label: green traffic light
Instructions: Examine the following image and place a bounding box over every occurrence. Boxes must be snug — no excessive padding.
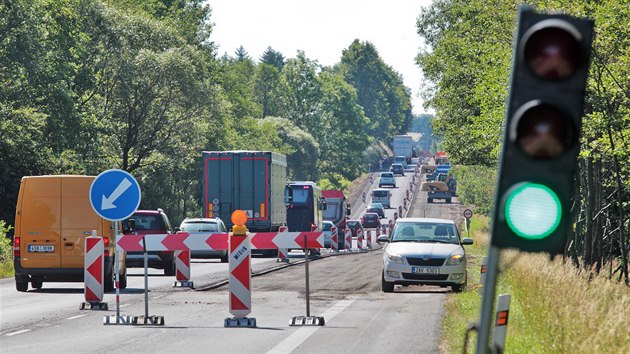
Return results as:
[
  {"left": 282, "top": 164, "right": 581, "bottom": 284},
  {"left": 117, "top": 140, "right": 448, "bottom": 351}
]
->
[{"left": 504, "top": 182, "right": 562, "bottom": 240}]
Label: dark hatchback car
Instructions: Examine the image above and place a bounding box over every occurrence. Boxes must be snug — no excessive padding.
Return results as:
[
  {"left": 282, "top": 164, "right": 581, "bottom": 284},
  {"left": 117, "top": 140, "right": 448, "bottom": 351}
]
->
[
  {"left": 124, "top": 209, "right": 176, "bottom": 276},
  {"left": 346, "top": 220, "right": 364, "bottom": 237},
  {"left": 390, "top": 163, "right": 405, "bottom": 176},
  {"left": 361, "top": 212, "right": 381, "bottom": 229},
  {"left": 366, "top": 202, "right": 386, "bottom": 218}
]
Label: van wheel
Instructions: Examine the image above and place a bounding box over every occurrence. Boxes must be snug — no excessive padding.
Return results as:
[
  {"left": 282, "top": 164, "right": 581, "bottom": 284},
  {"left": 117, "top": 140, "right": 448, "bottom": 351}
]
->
[
  {"left": 119, "top": 268, "right": 128, "bottom": 289},
  {"left": 427, "top": 198, "right": 433, "bottom": 203},
  {"left": 31, "top": 278, "right": 43, "bottom": 289},
  {"left": 15, "top": 275, "right": 29, "bottom": 292},
  {"left": 220, "top": 254, "right": 228, "bottom": 263}
]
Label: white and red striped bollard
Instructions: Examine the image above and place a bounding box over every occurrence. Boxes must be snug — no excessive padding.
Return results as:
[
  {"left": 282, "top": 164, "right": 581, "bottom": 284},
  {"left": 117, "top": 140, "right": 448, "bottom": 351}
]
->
[
  {"left": 81, "top": 235, "right": 107, "bottom": 310},
  {"left": 277, "top": 226, "right": 289, "bottom": 262},
  {"left": 366, "top": 230, "right": 372, "bottom": 249},
  {"left": 345, "top": 228, "right": 352, "bottom": 251},
  {"left": 173, "top": 250, "right": 193, "bottom": 288},
  {"left": 225, "top": 225, "right": 255, "bottom": 327},
  {"left": 331, "top": 226, "right": 338, "bottom": 252},
  {"left": 356, "top": 228, "right": 363, "bottom": 251}
]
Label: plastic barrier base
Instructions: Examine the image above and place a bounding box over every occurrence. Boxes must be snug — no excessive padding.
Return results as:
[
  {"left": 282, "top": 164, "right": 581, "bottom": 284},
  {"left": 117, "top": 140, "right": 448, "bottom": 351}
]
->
[
  {"left": 103, "top": 315, "right": 133, "bottom": 325},
  {"left": 290, "top": 315, "right": 325, "bottom": 326},
  {"left": 224, "top": 317, "right": 257, "bottom": 328},
  {"left": 132, "top": 315, "right": 165, "bottom": 326},
  {"left": 80, "top": 301, "right": 108, "bottom": 311},
  {"left": 172, "top": 280, "right": 194, "bottom": 288}
]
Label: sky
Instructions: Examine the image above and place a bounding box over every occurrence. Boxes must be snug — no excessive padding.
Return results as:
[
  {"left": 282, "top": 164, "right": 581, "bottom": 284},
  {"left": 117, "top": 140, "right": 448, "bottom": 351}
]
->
[{"left": 208, "top": 0, "right": 434, "bottom": 115}]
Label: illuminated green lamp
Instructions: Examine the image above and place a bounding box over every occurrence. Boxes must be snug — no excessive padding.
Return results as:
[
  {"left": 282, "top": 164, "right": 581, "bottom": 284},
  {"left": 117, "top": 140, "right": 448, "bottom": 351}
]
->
[{"left": 504, "top": 182, "right": 562, "bottom": 240}]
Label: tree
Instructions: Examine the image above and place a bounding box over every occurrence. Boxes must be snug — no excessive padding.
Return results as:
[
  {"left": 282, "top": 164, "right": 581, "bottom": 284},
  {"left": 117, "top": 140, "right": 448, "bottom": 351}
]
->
[
  {"left": 283, "top": 51, "right": 323, "bottom": 134},
  {"left": 253, "top": 63, "right": 289, "bottom": 118},
  {"left": 260, "top": 46, "right": 285, "bottom": 70},
  {"left": 337, "top": 39, "right": 413, "bottom": 140}
]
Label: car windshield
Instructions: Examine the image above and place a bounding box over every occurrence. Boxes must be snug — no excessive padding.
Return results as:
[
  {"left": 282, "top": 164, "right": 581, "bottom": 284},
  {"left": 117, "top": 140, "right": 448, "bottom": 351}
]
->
[
  {"left": 372, "top": 190, "right": 389, "bottom": 197},
  {"left": 323, "top": 223, "right": 332, "bottom": 231},
  {"left": 130, "top": 214, "right": 165, "bottom": 231},
  {"left": 181, "top": 221, "right": 219, "bottom": 233},
  {"left": 391, "top": 222, "right": 460, "bottom": 244},
  {"left": 347, "top": 221, "right": 360, "bottom": 228},
  {"left": 381, "top": 173, "right": 393, "bottom": 178}
]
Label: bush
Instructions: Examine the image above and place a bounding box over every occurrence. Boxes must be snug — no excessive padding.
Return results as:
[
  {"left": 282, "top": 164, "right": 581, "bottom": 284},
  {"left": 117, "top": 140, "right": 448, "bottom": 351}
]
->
[
  {"left": 452, "top": 165, "right": 497, "bottom": 215},
  {"left": 0, "top": 220, "right": 12, "bottom": 263}
]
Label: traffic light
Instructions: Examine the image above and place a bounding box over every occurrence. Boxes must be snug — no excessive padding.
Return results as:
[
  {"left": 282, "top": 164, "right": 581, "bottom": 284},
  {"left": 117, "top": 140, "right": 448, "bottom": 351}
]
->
[{"left": 491, "top": 6, "right": 594, "bottom": 254}]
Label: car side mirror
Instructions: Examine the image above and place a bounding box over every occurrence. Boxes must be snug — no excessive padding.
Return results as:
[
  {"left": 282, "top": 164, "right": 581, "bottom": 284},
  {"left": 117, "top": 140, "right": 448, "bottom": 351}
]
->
[
  {"left": 377, "top": 235, "right": 390, "bottom": 244},
  {"left": 124, "top": 219, "right": 136, "bottom": 234},
  {"left": 346, "top": 208, "right": 351, "bottom": 216},
  {"left": 173, "top": 227, "right": 181, "bottom": 233},
  {"left": 461, "top": 237, "right": 474, "bottom": 245}
]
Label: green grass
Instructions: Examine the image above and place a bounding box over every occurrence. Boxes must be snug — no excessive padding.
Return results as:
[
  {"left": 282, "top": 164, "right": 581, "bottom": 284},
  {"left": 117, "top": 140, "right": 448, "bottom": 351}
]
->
[
  {"left": 0, "top": 261, "right": 14, "bottom": 279},
  {"left": 441, "top": 216, "right": 630, "bottom": 354}
]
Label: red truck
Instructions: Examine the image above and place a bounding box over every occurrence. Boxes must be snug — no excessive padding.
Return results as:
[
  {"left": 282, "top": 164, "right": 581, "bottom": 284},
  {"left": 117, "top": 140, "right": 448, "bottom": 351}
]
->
[{"left": 322, "top": 190, "right": 351, "bottom": 249}]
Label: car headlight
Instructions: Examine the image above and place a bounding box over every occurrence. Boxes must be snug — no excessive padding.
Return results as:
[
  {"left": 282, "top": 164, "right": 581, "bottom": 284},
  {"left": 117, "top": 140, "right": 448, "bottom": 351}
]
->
[
  {"left": 446, "top": 254, "right": 465, "bottom": 265},
  {"left": 387, "top": 252, "right": 405, "bottom": 264}
]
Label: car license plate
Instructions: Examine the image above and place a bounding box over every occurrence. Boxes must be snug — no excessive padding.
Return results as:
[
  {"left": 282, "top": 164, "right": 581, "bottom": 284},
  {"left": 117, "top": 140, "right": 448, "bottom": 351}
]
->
[
  {"left": 412, "top": 267, "right": 439, "bottom": 274},
  {"left": 28, "top": 244, "right": 55, "bottom": 253}
]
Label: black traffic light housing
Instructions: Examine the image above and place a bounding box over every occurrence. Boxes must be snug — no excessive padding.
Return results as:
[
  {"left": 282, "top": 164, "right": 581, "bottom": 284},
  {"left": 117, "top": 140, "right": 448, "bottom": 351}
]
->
[{"left": 490, "top": 6, "right": 594, "bottom": 254}]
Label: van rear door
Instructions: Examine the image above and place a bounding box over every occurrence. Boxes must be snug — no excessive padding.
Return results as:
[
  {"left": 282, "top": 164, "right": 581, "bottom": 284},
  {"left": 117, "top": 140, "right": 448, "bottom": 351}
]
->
[
  {"left": 19, "top": 177, "right": 62, "bottom": 268},
  {"left": 61, "top": 176, "right": 98, "bottom": 268}
]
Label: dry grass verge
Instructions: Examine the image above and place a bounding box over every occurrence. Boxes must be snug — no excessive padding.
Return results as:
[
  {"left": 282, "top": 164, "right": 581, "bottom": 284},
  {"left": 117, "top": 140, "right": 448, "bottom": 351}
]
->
[{"left": 441, "top": 215, "right": 630, "bottom": 353}]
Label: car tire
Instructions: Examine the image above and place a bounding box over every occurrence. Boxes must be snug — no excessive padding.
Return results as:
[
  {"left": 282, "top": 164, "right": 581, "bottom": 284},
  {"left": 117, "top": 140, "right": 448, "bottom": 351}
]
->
[
  {"left": 382, "top": 272, "right": 394, "bottom": 293},
  {"left": 428, "top": 198, "right": 433, "bottom": 203},
  {"left": 15, "top": 275, "right": 29, "bottom": 292},
  {"left": 452, "top": 282, "right": 466, "bottom": 293},
  {"left": 164, "top": 260, "right": 176, "bottom": 276},
  {"left": 220, "top": 253, "right": 229, "bottom": 263},
  {"left": 31, "top": 278, "right": 43, "bottom": 289},
  {"left": 446, "top": 198, "right": 452, "bottom": 203},
  {"left": 119, "top": 267, "right": 128, "bottom": 289},
  {"left": 104, "top": 270, "right": 115, "bottom": 292}
]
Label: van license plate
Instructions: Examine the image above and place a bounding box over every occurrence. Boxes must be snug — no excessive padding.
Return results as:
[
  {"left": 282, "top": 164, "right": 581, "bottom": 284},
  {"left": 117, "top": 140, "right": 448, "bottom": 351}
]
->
[
  {"left": 28, "top": 245, "right": 55, "bottom": 253},
  {"left": 412, "top": 267, "right": 439, "bottom": 274}
]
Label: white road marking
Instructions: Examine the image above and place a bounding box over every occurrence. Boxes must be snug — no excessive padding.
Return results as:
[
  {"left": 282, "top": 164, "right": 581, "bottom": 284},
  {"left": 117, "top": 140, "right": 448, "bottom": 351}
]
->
[
  {"left": 6, "top": 329, "right": 31, "bottom": 336},
  {"left": 266, "top": 298, "right": 356, "bottom": 354},
  {"left": 67, "top": 314, "right": 88, "bottom": 320}
]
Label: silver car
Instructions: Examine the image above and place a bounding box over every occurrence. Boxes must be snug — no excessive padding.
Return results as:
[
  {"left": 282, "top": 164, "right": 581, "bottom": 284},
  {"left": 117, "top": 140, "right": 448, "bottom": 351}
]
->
[
  {"left": 377, "top": 218, "right": 473, "bottom": 293},
  {"left": 179, "top": 218, "right": 228, "bottom": 262}
]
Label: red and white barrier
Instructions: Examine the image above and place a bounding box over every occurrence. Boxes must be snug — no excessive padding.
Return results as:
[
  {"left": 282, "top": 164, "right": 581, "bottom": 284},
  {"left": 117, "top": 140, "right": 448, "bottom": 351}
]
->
[
  {"left": 345, "top": 228, "right": 352, "bottom": 251},
  {"left": 117, "top": 231, "right": 324, "bottom": 252},
  {"left": 81, "top": 236, "right": 107, "bottom": 310},
  {"left": 330, "top": 226, "right": 338, "bottom": 252},
  {"left": 277, "top": 226, "right": 289, "bottom": 262},
  {"left": 173, "top": 250, "right": 192, "bottom": 288},
  {"left": 366, "top": 230, "right": 372, "bottom": 249},
  {"left": 356, "top": 228, "right": 363, "bottom": 251},
  {"left": 228, "top": 232, "right": 252, "bottom": 321}
]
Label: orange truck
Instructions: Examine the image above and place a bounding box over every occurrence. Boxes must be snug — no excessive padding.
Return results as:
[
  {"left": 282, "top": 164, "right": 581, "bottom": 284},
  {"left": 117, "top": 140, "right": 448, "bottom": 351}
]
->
[{"left": 13, "top": 175, "right": 126, "bottom": 292}]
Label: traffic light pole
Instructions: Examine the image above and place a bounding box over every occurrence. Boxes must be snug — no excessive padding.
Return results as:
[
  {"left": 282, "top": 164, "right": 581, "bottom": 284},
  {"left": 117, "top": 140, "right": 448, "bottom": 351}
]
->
[{"left": 476, "top": 246, "right": 500, "bottom": 354}]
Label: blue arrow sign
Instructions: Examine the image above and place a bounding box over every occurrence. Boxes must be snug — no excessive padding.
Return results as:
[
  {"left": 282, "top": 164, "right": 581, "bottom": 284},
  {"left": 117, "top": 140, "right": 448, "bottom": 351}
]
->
[{"left": 89, "top": 169, "right": 141, "bottom": 221}]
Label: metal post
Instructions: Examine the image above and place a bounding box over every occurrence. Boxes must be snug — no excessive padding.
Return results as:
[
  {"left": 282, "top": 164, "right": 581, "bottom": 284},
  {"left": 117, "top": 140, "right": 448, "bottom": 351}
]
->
[
  {"left": 143, "top": 236, "right": 149, "bottom": 320},
  {"left": 304, "top": 233, "right": 310, "bottom": 317},
  {"left": 476, "top": 246, "right": 500, "bottom": 354},
  {"left": 115, "top": 222, "right": 120, "bottom": 322}
]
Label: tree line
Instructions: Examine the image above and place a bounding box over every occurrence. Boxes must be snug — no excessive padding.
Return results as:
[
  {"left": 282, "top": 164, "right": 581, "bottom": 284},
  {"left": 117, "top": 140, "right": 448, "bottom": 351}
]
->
[
  {"left": 416, "top": 0, "right": 629, "bottom": 283},
  {"left": 0, "top": 0, "right": 413, "bottom": 228}
]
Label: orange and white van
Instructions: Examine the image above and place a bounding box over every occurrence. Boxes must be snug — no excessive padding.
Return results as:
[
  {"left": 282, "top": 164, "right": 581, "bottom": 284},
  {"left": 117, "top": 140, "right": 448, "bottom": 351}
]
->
[{"left": 13, "top": 175, "right": 126, "bottom": 292}]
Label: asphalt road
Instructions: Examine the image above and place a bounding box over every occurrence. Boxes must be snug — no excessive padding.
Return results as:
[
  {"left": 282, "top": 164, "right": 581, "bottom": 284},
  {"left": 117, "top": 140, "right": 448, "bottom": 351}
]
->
[{"left": 1, "top": 159, "right": 465, "bottom": 353}]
